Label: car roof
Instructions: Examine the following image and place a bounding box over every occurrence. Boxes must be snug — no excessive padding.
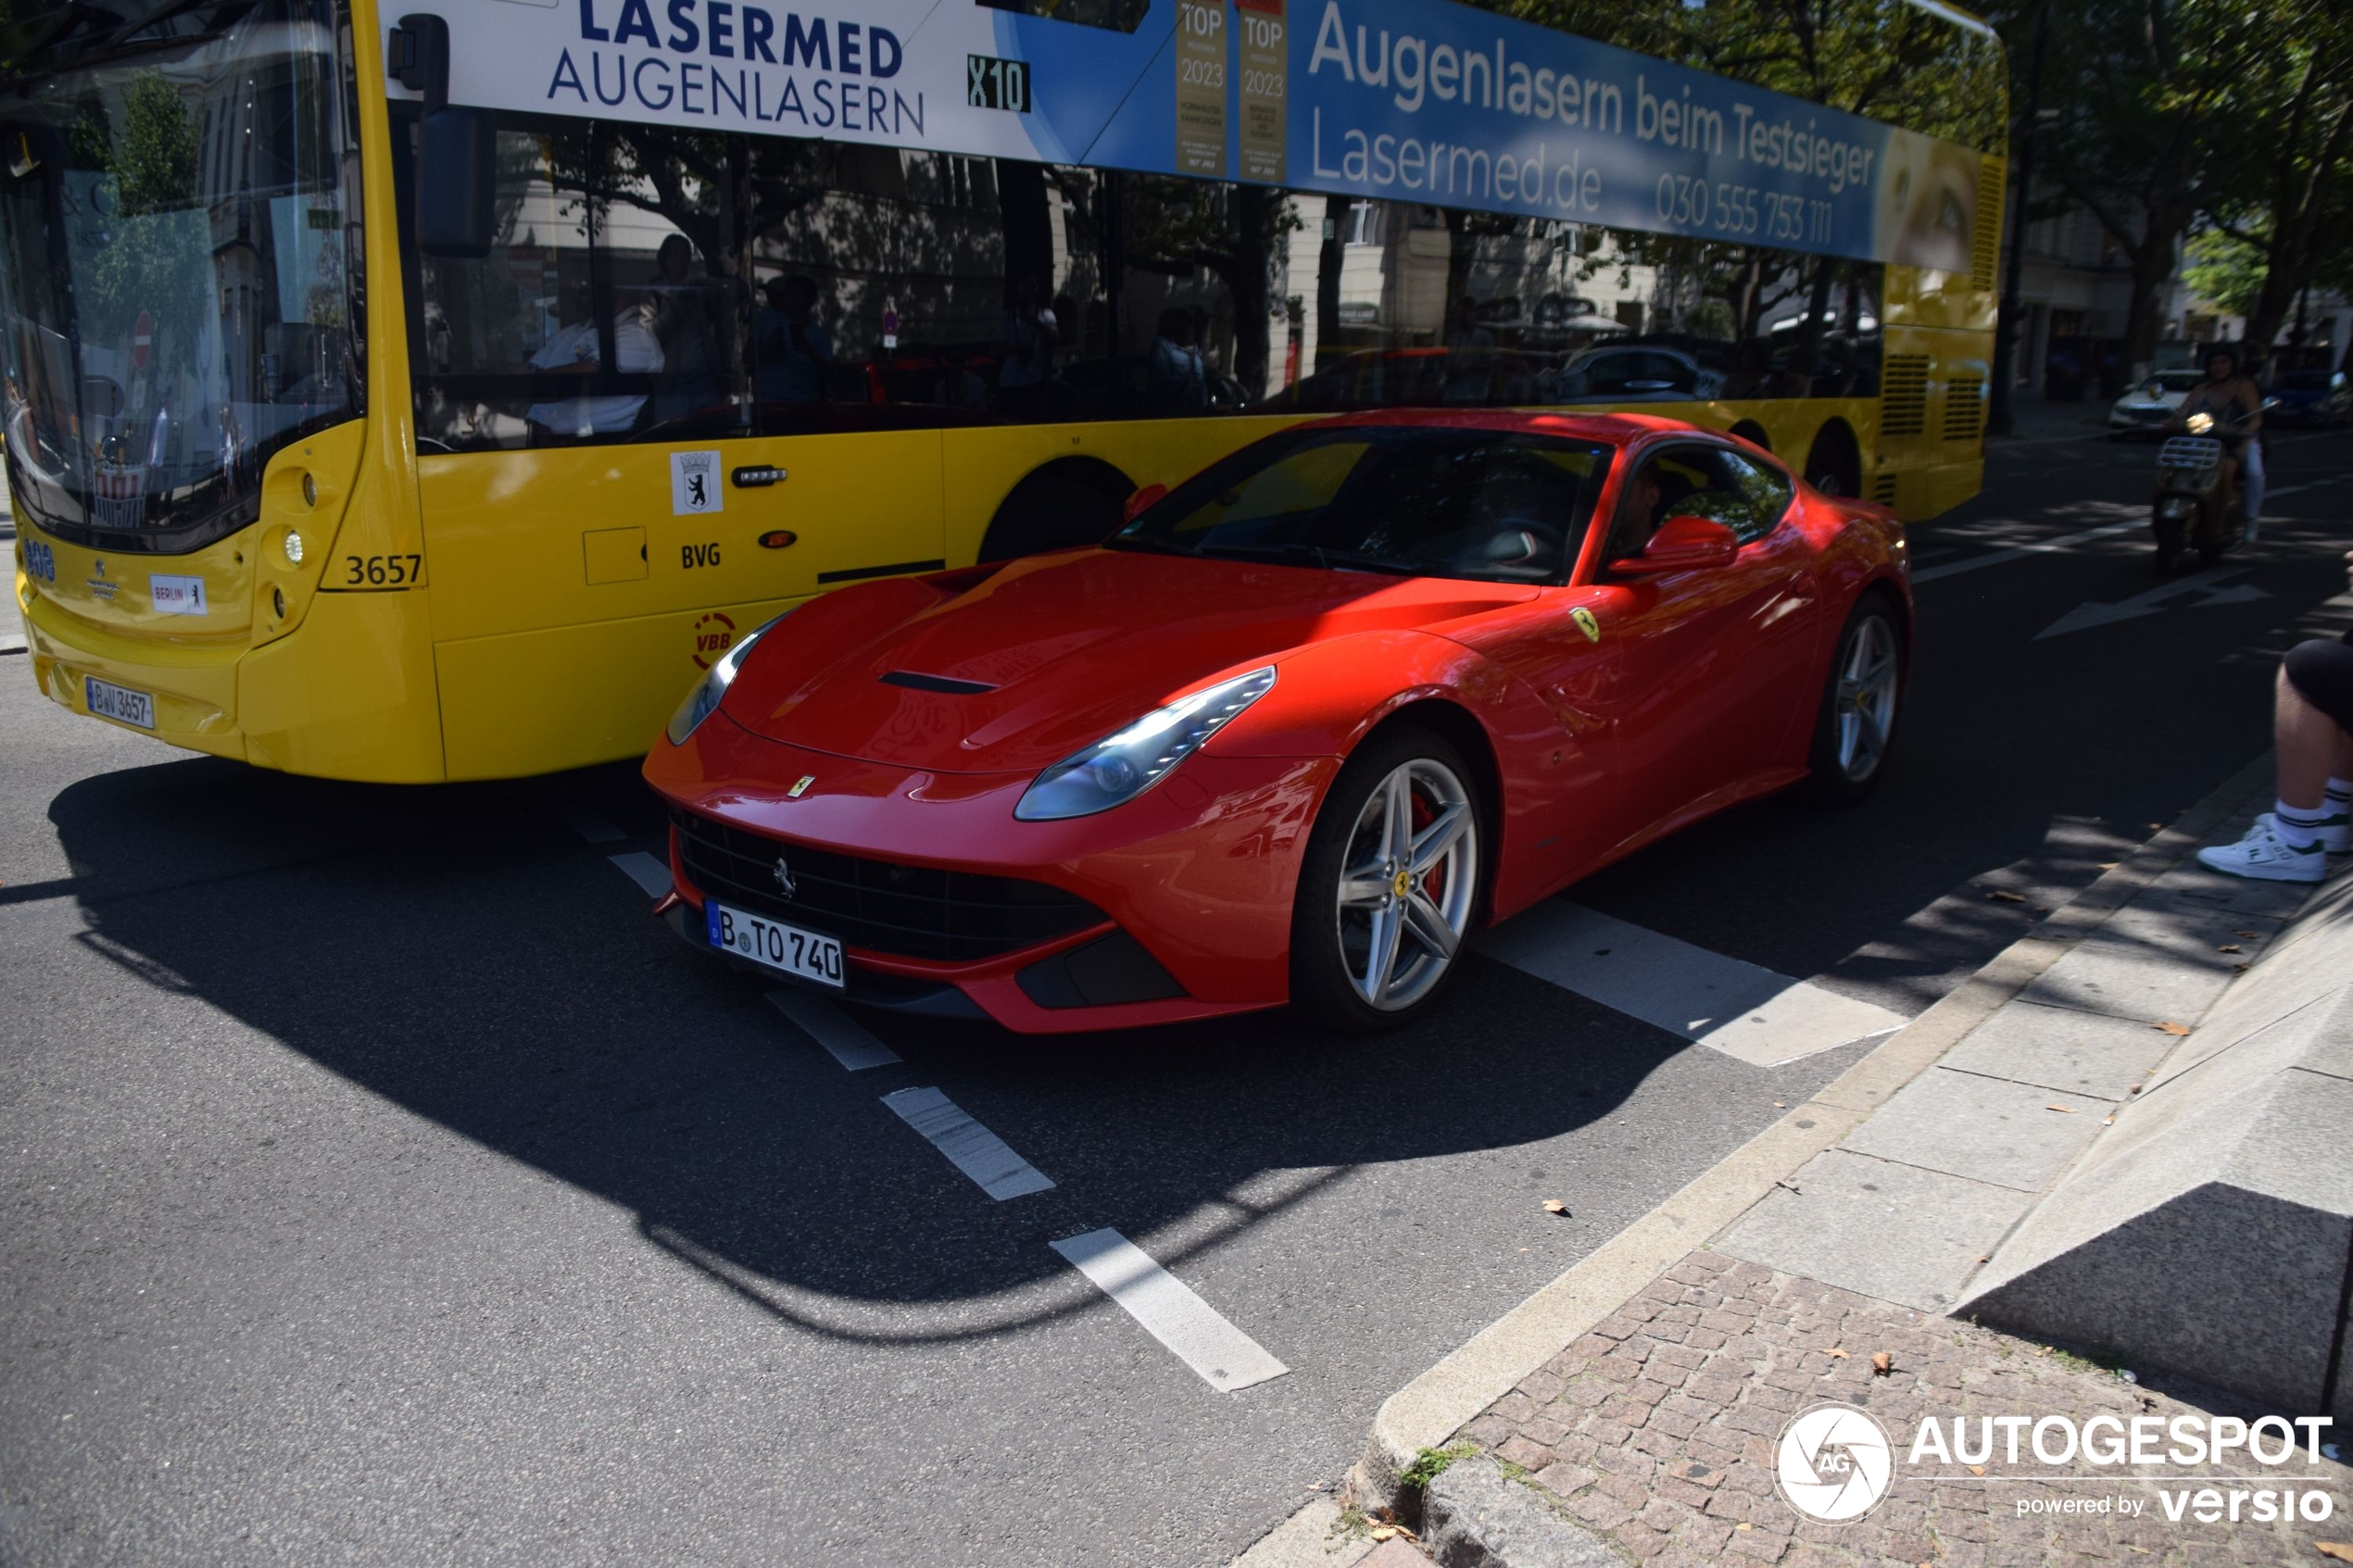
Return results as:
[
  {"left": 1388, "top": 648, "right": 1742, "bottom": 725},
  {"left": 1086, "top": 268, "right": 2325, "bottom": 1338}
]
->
[{"left": 1289, "top": 408, "right": 1695, "bottom": 445}]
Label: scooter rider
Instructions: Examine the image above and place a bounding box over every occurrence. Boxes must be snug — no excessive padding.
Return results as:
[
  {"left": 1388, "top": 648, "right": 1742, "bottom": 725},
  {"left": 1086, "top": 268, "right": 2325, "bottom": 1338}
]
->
[{"left": 2168, "top": 345, "right": 2266, "bottom": 536}]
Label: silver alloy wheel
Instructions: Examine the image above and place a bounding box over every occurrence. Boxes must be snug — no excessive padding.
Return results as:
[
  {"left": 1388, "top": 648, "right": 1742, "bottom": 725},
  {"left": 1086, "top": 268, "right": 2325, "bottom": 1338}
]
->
[
  {"left": 1835, "top": 614, "right": 1900, "bottom": 782},
  {"left": 1334, "top": 758, "right": 1478, "bottom": 1010}
]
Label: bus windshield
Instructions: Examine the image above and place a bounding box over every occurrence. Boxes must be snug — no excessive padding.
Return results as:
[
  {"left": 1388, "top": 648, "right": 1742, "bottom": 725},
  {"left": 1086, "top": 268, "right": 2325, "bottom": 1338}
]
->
[{"left": 0, "top": 0, "right": 360, "bottom": 552}]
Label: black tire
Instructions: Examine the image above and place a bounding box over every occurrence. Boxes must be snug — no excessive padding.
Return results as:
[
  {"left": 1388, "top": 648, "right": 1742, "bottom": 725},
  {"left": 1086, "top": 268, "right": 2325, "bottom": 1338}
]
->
[
  {"left": 1803, "top": 424, "right": 1861, "bottom": 497},
  {"left": 1804, "top": 594, "right": 1905, "bottom": 806},
  {"left": 2196, "top": 497, "right": 2241, "bottom": 567},
  {"left": 977, "top": 471, "right": 1126, "bottom": 561},
  {"left": 1289, "top": 726, "right": 1486, "bottom": 1033},
  {"left": 2151, "top": 513, "right": 2186, "bottom": 575}
]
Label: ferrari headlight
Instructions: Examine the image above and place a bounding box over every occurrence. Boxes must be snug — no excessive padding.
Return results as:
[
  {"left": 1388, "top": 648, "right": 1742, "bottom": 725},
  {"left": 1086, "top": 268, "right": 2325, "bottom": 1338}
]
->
[
  {"left": 664, "top": 611, "right": 790, "bottom": 746},
  {"left": 1014, "top": 666, "right": 1277, "bottom": 821}
]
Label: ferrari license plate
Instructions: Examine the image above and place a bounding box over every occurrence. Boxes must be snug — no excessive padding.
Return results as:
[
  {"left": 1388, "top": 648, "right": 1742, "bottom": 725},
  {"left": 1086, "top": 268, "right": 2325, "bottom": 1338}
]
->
[
  {"left": 85, "top": 675, "right": 155, "bottom": 730},
  {"left": 706, "top": 899, "right": 845, "bottom": 989}
]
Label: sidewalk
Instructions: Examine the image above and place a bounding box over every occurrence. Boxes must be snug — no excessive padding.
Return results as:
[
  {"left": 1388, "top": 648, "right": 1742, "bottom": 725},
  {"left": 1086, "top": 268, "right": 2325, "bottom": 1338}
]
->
[{"left": 1237, "top": 765, "right": 2353, "bottom": 1568}]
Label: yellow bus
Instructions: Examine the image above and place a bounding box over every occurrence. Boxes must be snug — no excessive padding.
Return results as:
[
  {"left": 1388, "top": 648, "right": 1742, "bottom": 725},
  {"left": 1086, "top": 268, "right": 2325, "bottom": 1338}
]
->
[{"left": 5, "top": 0, "right": 2006, "bottom": 781}]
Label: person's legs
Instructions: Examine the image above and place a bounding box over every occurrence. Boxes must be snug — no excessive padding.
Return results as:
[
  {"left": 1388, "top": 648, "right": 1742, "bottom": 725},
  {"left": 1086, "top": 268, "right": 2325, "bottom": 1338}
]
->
[{"left": 2199, "top": 639, "right": 2353, "bottom": 881}]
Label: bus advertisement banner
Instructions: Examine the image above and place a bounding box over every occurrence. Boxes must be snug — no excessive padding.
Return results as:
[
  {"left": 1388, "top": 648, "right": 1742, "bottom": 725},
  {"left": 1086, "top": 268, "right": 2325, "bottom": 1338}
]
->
[{"left": 422, "top": 0, "right": 1982, "bottom": 272}]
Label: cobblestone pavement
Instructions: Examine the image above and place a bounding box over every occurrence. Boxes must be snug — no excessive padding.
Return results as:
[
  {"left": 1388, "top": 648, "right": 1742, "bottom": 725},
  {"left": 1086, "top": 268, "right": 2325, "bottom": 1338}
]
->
[{"left": 1454, "top": 1249, "right": 2353, "bottom": 1566}]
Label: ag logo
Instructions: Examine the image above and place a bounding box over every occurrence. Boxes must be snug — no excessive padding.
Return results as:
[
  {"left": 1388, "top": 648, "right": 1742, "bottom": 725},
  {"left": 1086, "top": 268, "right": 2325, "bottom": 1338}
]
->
[
  {"left": 1570, "top": 606, "right": 1601, "bottom": 643},
  {"left": 1774, "top": 1402, "right": 1894, "bottom": 1524},
  {"left": 691, "top": 609, "right": 736, "bottom": 670}
]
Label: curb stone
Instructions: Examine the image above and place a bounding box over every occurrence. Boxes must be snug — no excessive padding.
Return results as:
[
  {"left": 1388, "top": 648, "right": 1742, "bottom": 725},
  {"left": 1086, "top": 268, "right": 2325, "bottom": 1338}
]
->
[
  {"left": 1344, "top": 750, "right": 2274, "bottom": 1514},
  {"left": 1421, "top": 1458, "right": 1622, "bottom": 1568}
]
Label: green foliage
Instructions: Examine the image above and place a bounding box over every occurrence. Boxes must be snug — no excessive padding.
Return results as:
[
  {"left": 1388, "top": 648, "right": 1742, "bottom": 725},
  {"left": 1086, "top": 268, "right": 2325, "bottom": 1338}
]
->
[
  {"left": 69, "top": 71, "right": 209, "bottom": 342},
  {"left": 2182, "top": 226, "right": 2266, "bottom": 318},
  {"left": 1473, "top": 0, "right": 2008, "bottom": 150},
  {"left": 1401, "top": 1443, "right": 1479, "bottom": 1491},
  {"left": 107, "top": 70, "right": 200, "bottom": 216}
]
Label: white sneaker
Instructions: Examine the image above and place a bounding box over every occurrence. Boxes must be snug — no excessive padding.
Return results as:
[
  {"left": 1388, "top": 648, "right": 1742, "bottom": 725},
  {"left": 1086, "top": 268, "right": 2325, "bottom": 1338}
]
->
[
  {"left": 2309, "top": 808, "right": 2353, "bottom": 855},
  {"left": 2197, "top": 817, "right": 2327, "bottom": 883}
]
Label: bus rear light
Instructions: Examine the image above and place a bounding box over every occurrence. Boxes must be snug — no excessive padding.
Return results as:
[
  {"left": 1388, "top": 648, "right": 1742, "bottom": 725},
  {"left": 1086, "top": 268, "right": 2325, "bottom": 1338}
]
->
[
  {"left": 272, "top": 587, "right": 287, "bottom": 620},
  {"left": 282, "top": 530, "right": 305, "bottom": 566}
]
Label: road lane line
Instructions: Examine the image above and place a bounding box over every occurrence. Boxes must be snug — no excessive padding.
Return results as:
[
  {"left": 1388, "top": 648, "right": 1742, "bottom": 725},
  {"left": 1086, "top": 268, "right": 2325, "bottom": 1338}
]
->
[
  {"left": 881, "top": 1086, "right": 1055, "bottom": 1200},
  {"left": 608, "top": 851, "right": 673, "bottom": 897},
  {"left": 1050, "top": 1228, "right": 1290, "bottom": 1393},
  {"left": 1475, "top": 902, "right": 1906, "bottom": 1067},
  {"left": 767, "top": 989, "right": 901, "bottom": 1071},
  {"left": 1909, "top": 520, "right": 2141, "bottom": 583},
  {"left": 560, "top": 807, "right": 628, "bottom": 844}
]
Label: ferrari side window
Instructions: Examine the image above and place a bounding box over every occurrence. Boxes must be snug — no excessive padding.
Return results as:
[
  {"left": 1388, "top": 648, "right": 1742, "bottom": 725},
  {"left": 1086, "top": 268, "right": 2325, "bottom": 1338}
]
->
[
  {"left": 1620, "top": 446, "right": 1786, "bottom": 548},
  {"left": 1715, "top": 451, "right": 1794, "bottom": 544}
]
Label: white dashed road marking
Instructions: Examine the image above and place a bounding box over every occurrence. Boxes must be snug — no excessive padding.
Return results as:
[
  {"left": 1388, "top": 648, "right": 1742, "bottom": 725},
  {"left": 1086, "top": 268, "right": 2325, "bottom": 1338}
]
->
[
  {"left": 882, "top": 1086, "right": 1055, "bottom": 1200},
  {"left": 560, "top": 807, "right": 628, "bottom": 844},
  {"left": 608, "top": 851, "right": 673, "bottom": 897},
  {"left": 1908, "top": 520, "right": 2140, "bottom": 583},
  {"left": 1477, "top": 902, "right": 1906, "bottom": 1067},
  {"left": 1050, "top": 1228, "right": 1290, "bottom": 1393},
  {"left": 767, "top": 988, "right": 901, "bottom": 1071}
]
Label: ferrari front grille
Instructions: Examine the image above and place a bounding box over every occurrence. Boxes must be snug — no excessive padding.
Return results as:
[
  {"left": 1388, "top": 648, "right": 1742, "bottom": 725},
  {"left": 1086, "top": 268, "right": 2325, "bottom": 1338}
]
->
[{"left": 670, "top": 808, "right": 1107, "bottom": 962}]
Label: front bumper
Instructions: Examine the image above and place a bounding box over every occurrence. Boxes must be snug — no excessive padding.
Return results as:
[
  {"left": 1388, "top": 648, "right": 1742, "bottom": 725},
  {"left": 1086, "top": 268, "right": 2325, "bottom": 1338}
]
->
[{"left": 642, "top": 710, "right": 1338, "bottom": 1034}]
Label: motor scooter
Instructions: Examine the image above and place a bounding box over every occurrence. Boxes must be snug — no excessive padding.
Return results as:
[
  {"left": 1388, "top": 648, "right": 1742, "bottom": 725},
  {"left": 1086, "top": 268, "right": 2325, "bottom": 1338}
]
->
[{"left": 2150, "top": 401, "right": 2271, "bottom": 573}]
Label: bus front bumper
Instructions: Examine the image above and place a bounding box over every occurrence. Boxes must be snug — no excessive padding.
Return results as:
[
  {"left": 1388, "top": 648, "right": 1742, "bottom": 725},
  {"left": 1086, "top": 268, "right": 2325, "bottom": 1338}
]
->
[{"left": 19, "top": 595, "right": 248, "bottom": 760}]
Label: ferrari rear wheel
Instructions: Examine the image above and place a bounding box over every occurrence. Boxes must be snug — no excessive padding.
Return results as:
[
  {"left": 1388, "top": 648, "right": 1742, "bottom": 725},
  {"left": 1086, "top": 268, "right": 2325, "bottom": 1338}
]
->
[{"left": 1290, "top": 728, "right": 1484, "bottom": 1032}]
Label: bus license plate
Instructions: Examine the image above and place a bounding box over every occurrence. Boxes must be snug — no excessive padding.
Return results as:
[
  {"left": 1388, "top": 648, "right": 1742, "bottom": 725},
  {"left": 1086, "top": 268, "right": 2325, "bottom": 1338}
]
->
[
  {"left": 706, "top": 899, "right": 845, "bottom": 989},
  {"left": 85, "top": 675, "right": 155, "bottom": 730}
]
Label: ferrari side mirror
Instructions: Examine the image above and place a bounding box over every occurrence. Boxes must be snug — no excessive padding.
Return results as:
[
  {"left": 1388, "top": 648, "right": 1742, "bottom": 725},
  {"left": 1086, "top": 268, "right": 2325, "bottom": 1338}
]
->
[
  {"left": 1610, "top": 514, "right": 1739, "bottom": 575},
  {"left": 1122, "top": 483, "right": 1168, "bottom": 525}
]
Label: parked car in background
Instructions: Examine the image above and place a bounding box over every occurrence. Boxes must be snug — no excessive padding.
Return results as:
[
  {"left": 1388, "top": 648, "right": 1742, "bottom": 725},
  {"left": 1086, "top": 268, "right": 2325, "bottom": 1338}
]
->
[
  {"left": 2267, "top": 367, "right": 2352, "bottom": 427},
  {"left": 2108, "top": 369, "right": 2204, "bottom": 436}
]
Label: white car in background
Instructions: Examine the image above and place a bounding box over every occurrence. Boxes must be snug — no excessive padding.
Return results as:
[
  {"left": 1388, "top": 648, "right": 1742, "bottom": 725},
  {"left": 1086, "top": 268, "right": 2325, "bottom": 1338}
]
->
[{"left": 2108, "top": 368, "right": 2203, "bottom": 435}]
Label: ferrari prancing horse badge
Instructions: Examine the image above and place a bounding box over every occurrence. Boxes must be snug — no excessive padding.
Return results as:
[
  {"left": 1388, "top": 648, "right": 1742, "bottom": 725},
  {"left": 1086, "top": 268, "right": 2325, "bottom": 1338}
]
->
[{"left": 1570, "top": 607, "right": 1601, "bottom": 643}]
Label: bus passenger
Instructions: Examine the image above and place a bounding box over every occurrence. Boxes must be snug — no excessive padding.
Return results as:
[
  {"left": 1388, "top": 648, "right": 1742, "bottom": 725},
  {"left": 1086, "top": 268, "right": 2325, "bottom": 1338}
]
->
[
  {"left": 754, "top": 275, "right": 833, "bottom": 404},
  {"left": 649, "top": 235, "right": 722, "bottom": 421},
  {"left": 1146, "top": 308, "right": 1206, "bottom": 416},
  {"left": 994, "top": 274, "right": 1060, "bottom": 419},
  {"left": 525, "top": 278, "right": 664, "bottom": 439}
]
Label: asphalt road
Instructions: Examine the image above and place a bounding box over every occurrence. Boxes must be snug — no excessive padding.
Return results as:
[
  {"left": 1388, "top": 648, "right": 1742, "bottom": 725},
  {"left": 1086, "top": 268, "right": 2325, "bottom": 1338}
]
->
[{"left": 3, "top": 424, "right": 2348, "bottom": 1567}]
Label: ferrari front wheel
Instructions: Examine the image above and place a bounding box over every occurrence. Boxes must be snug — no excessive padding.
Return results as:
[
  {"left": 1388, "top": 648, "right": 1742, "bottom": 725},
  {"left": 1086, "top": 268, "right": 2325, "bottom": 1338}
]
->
[
  {"left": 1805, "top": 594, "right": 1904, "bottom": 805},
  {"left": 1290, "top": 728, "right": 1484, "bottom": 1033}
]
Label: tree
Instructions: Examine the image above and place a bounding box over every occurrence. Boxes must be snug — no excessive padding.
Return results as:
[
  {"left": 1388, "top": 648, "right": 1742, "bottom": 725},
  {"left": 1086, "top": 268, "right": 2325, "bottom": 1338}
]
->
[
  {"left": 1121, "top": 176, "right": 1297, "bottom": 397},
  {"left": 2181, "top": 225, "right": 2266, "bottom": 319},
  {"left": 2196, "top": 6, "right": 2353, "bottom": 358}
]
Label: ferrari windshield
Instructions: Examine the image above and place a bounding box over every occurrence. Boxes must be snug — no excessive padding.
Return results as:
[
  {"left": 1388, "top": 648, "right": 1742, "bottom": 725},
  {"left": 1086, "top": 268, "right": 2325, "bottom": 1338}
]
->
[
  {"left": 0, "top": 0, "right": 359, "bottom": 551},
  {"left": 1114, "top": 425, "right": 1611, "bottom": 585}
]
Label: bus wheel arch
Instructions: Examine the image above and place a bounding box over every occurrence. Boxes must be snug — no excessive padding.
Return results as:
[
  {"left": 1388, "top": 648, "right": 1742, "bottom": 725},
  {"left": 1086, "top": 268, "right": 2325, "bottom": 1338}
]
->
[
  {"left": 1803, "top": 420, "right": 1861, "bottom": 497},
  {"left": 977, "top": 458, "right": 1136, "bottom": 562},
  {"left": 1729, "top": 420, "right": 1772, "bottom": 454}
]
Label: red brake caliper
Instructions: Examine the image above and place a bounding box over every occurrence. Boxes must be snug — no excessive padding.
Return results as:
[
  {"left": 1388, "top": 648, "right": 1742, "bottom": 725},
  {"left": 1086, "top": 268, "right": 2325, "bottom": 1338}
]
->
[{"left": 1411, "top": 790, "right": 1443, "bottom": 902}]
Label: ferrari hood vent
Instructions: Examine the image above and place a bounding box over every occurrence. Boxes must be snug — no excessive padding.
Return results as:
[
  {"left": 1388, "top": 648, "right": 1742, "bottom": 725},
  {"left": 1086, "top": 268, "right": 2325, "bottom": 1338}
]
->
[{"left": 878, "top": 671, "right": 998, "bottom": 695}]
